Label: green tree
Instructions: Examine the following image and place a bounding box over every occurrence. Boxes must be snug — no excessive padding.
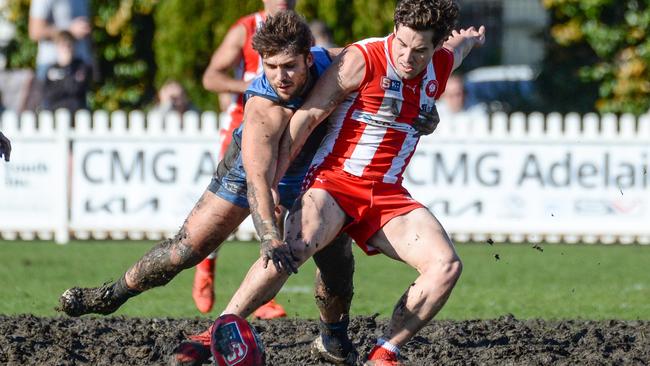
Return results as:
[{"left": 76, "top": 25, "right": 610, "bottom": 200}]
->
[
  {"left": 543, "top": 0, "right": 650, "bottom": 115},
  {"left": 90, "top": 0, "right": 158, "bottom": 111},
  {"left": 3, "top": 0, "right": 158, "bottom": 111},
  {"left": 153, "top": 0, "right": 260, "bottom": 111},
  {"left": 3, "top": 0, "right": 36, "bottom": 69},
  {"left": 153, "top": 0, "right": 398, "bottom": 111},
  {"left": 4, "top": 0, "right": 401, "bottom": 111}
]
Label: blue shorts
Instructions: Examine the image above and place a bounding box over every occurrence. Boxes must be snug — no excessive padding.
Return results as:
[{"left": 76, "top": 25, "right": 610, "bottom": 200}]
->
[{"left": 207, "top": 141, "right": 304, "bottom": 210}]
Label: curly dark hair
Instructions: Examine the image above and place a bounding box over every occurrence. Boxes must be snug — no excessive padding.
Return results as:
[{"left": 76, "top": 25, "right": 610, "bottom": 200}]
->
[
  {"left": 394, "top": 0, "right": 459, "bottom": 47},
  {"left": 252, "top": 10, "right": 314, "bottom": 59}
]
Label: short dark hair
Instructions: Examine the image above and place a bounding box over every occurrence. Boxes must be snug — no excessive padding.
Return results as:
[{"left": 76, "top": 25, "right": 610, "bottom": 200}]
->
[
  {"left": 253, "top": 10, "right": 314, "bottom": 58},
  {"left": 394, "top": 0, "right": 459, "bottom": 47},
  {"left": 53, "top": 30, "right": 75, "bottom": 45}
]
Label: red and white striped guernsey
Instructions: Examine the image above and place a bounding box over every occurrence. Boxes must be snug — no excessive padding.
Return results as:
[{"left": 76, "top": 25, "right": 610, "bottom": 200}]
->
[
  {"left": 218, "top": 12, "right": 265, "bottom": 158},
  {"left": 222, "top": 12, "right": 265, "bottom": 129},
  {"left": 309, "top": 34, "right": 454, "bottom": 184}
]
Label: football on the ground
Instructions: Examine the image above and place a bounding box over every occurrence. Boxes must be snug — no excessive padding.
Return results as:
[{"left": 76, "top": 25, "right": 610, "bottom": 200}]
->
[{"left": 210, "top": 314, "right": 265, "bottom": 366}]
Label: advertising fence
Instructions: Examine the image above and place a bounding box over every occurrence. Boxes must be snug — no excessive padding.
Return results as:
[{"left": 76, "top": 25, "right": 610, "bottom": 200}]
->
[{"left": 1, "top": 110, "right": 649, "bottom": 244}]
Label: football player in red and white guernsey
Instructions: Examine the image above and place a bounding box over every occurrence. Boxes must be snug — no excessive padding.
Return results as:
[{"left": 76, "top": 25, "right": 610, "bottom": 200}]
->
[{"left": 223, "top": 0, "right": 485, "bottom": 365}]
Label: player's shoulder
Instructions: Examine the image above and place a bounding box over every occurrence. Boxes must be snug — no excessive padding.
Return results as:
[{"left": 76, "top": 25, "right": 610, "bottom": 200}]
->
[{"left": 353, "top": 36, "right": 387, "bottom": 51}]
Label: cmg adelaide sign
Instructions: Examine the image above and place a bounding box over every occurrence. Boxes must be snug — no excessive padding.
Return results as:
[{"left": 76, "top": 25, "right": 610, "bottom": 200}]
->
[{"left": 404, "top": 139, "right": 650, "bottom": 241}]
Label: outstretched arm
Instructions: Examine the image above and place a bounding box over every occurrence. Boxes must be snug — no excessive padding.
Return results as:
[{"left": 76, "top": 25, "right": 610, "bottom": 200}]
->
[
  {"left": 0, "top": 132, "right": 11, "bottom": 162},
  {"left": 241, "top": 97, "right": 296, "bottom": 273},
  {"left": 202, "top": 24, "right": 250, "bottom": 94},
  {"left": 444, "top": 25, "right": 486, "bottom": 71},
  {"left": 274, "top": 46, "right": 366, "bottom": 185}
]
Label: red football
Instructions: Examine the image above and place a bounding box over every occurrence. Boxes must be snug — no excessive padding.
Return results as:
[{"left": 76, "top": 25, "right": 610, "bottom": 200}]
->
[{"left": 210, "top": 314, "right": 265, "bottom": 366}]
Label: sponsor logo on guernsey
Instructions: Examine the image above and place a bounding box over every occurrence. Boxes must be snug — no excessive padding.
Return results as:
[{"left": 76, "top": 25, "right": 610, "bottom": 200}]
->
[
  {"left": 425, "top": 79, "right": 439, "bottom": 97},
  {"left": 381, "top": 76, "right": 402, "bottom": 92}
]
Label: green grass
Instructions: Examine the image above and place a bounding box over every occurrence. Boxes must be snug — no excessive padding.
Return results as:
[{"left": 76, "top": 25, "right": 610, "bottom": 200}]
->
[{"left": 0, "top": 240, "right": 648, "bottom": 320}]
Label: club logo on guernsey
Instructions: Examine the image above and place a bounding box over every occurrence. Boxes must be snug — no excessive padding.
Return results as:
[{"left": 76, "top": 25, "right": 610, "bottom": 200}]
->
[
  {"left": 218, "top": 322, "right": 249, "bottom": 365},
  {"left": 381, "top": 76, "right": 401, "bottom": 92},
  {"left": 425, "top": 79, "right": 439, "bottom": 98}
]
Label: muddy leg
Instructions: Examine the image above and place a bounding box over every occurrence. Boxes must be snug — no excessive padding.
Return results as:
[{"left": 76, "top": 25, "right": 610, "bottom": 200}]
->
[{"left": 58, "top": 192, "right": 249, "bottom": 316}]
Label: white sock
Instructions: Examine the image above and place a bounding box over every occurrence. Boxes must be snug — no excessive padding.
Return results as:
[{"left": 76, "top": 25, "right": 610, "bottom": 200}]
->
[{"left": 377, "top": 338, "right": 400, "bottom": 355}]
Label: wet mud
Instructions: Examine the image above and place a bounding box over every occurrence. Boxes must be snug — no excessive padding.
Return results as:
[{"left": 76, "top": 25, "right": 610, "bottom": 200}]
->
[{"left": 1, "top": 314, "right": 648, "bottom": 365}]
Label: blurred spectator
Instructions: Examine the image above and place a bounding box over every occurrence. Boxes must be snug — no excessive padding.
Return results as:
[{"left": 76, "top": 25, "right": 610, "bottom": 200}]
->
[
  {"left": 0, "top": 131, "right": 10, "bottom": 162},
  {"left": 29, "top": 0, "right": 93, "bottom": 81},
  {"left": 309, "top": 20, "right": 336, "bottom": 48},
  {"left": 438, "top": 74, "right": 486, "bottom": 117},
  {"left": 41, "top": 31, "right": 91, "bottom": 112},
  {"left": 151, "top": 80, "right": 197, "bottom": 115}
]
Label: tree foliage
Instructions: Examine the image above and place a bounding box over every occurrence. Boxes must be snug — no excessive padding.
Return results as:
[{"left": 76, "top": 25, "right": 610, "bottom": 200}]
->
[
  {"left": 543, "top": 0, "right": 650, "bottom": 115},
  {"left": 90, "top": 0, "right": 158, "bottom": 110},
  {"left": 3, "top": 0, "right": 399, "bottom": 111},
  {"left": 3, "top": 0, "right": 157, "bottom": 111},
  {"left": 153, "top": 0, "right": 398, "bottom": 111},
  {"left": 3, "top": 0, "right": 37, "bottom": 69}
]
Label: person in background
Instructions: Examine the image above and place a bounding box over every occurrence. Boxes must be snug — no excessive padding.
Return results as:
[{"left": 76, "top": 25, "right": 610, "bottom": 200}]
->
[
  {"left": 196, "top": 0, "right": 297, "bottom": 317},
  {"left": 438, "top": 74, "right": 465, "bottom": 114},
  {"left": 309, "top": 19, "right": 336, "bottom": 48},
  {"left": 0, "top": 131, "right": 10, "bottom": 162},
  {"left": 151, "top": 80, "right": 198, "bottom": 115},
  {"left": 29, "top": 0, "right": 93, "bottom": 81},
  {"left": 41, "top": 31, "right": 91, "bottom": 112},
  {"left": 437, "top": 73, "right": 487, "bottom": 119}
]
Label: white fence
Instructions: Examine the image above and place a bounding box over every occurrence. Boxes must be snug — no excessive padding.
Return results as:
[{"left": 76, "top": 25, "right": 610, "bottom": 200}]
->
[{"left": 1, "top": 109, "right": 649, "bottom": 245}]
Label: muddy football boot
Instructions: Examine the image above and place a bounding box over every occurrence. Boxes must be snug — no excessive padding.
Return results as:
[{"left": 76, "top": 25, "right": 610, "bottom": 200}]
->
[
  {"left": 311, "top": 317, "right": 358, "bottom": 365},
  {"left": 58, "top": 277, "right": 139, "bottom": 317},
  {"left": 170, "top": 327, "right": 213, "bottom": 366},
  {"left": 363, "top": 345, "right": 403, "bottom": 366},
  {"left": 192, "top": 257, "right": 216, "bottom": 313}
]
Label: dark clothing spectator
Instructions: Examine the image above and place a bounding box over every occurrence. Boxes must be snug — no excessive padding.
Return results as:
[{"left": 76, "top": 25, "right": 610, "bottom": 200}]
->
[{"left": 42, "top": 58, "right": 90, "bottom": 111}]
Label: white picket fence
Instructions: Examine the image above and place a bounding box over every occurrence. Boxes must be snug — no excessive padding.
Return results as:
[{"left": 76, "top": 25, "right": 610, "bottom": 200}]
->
[{"left": 1, "top": 109, "right": 649, "bottom": 244}]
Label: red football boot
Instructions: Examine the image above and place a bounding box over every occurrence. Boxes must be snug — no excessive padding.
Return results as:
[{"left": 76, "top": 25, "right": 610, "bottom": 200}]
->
[
  {"left": 364, "top": 345, "right": 403, "bottom": 366},
  {"left": 170, "top": 325, "right": 213, "bottom": 366},
  {"left": 252, "top": 298, "right": 286, "bottom": 320}
]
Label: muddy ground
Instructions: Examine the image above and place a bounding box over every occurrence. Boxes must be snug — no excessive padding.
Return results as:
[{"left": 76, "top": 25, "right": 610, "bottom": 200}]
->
[{"left": 1, "top": 314, "right": 648, "bottom": 365}]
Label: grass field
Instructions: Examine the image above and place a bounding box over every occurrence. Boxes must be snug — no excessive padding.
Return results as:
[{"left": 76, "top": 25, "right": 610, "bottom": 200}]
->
[{"left": 0, "top": 240, "right": 648, "bottom": 320}]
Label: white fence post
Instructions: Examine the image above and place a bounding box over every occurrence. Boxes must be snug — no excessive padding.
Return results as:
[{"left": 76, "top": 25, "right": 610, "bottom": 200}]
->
[{"left": 54, "top": 109, "right": 71, "bottom": 244}]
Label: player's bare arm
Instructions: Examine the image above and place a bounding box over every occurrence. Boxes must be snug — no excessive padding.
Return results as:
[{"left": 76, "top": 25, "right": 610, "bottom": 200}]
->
[
  {"left": 202, "top": 24, "right": 250, "bottom": 94},
  {"left": 241, "top": 96, "right": 297, "bottom": 274},
  {"left": 0, "top": 132, "right": 11, "bottom": 162},
  {"left": 274, "top": 47, "right": 365, "bottom": 185},
  {"left": 443, "top": 25, "right": 486, "bottom": 71}
]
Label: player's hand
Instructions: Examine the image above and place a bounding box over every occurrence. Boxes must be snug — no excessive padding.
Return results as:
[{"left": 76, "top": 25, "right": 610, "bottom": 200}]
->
[
  {"left": 0, "top": 132, "right": 11, "bottom": 162},
  {"left": 450, "top": 25, "right": 486, "bottom": 49},
  {"left": 260, "top": 237, "right": 298, "bottom": 275},
  {"left": 413, "top": 104, "right": 440, "bottom": 137}
]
